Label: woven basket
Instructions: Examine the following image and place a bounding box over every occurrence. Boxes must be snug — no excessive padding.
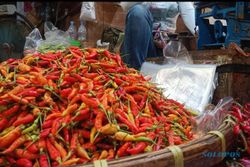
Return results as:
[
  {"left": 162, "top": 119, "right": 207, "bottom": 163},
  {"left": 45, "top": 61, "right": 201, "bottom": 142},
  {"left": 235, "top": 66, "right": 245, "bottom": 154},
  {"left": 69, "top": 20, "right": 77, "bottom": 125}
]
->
[{"left": 73, "top": 118, "right": 234, "bottom": 167}]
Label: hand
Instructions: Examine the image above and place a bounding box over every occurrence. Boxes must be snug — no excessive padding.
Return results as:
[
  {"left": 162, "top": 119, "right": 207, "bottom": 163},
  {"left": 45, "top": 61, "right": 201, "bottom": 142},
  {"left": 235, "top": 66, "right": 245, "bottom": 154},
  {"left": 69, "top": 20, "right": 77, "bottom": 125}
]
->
[{"left": 153, "top": 40, "right": 165, "bottom": 49}]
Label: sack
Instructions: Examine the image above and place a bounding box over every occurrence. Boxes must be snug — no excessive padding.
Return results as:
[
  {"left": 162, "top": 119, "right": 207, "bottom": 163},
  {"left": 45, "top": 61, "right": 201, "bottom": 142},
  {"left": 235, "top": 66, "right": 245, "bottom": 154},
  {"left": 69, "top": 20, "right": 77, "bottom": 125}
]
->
[{"left": 101, "top": 27, "right": 124, "bottom": 53}]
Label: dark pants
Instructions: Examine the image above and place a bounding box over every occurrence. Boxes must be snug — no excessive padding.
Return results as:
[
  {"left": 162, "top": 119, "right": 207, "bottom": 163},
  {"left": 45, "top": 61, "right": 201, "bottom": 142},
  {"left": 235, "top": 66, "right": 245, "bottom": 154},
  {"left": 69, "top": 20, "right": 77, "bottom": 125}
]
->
[{"left": 121, "top": 4, "right": 161, "bottom": 70}]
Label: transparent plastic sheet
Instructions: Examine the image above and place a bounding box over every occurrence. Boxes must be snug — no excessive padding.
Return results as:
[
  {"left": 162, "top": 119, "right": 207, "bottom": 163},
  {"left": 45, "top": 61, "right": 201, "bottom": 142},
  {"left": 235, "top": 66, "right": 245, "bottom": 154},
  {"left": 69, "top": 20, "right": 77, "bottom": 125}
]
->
[
  {"left": 155, "top": 64, "right": 217, "bottom": 114},
  {"left": 193, "top": 96, "right": 234, "bottom": 137},
  {"left": 24, "top": 22, "right": 70, "bottom": 54},
  {"left": 163, "top": 40, "right": 193, "bottom": 65}
]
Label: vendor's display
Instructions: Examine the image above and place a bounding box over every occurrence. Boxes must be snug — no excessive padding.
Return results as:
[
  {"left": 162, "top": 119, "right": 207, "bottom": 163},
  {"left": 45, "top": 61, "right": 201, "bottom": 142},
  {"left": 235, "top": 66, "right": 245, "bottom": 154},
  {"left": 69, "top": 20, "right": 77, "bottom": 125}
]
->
[
  {"left": 226, "top": 102, "right": 250, "bottom": 166},
  {"left": 0, "top": 47, "right": 195, "bottom": 166}
]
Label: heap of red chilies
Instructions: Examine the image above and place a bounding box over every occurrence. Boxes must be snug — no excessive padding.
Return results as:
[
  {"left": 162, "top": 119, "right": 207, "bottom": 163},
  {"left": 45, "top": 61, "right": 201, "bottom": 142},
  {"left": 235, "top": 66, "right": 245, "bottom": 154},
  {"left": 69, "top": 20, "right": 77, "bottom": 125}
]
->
[
  {"left": 0, "top": 47, "right": 194, "bottom": 167},
  {"left": 228, "top": 102, "right": 250, "bottom": 166}
]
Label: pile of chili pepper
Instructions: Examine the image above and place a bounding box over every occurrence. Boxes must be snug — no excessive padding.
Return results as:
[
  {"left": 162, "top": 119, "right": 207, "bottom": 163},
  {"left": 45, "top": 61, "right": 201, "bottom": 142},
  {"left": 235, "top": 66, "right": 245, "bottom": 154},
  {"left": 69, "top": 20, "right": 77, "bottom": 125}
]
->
[
  {"left": 0, "top": 47, "right": 195, "bottom": 166},
  {"left": 226, "top": 102, "right": 250, "bottom": 166}
]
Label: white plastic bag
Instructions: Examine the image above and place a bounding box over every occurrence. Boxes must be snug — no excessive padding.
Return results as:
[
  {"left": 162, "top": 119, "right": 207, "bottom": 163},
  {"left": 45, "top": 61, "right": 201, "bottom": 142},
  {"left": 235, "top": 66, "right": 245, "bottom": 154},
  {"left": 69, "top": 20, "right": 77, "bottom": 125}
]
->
[
  {"left": 163, "top": 40, "right": 193, "bottom": 64},
  {"left": 80, "top": 2, "right": 96, "bottom": 22},
  {"left": 24, "top": 28, "right": 43, "bottom": 54},
  {"left": 38, "top": 22, "right": 70, "bottom": 53},
  {"left": 24, "top": 22, "right": 70, "bottom": 54}
]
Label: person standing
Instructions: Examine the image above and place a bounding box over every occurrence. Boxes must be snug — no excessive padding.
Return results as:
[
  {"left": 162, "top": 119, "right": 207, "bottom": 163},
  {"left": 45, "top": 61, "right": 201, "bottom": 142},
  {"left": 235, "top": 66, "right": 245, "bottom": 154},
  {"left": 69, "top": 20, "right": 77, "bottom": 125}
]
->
[{"left": 120, "top": 2, "right": 196, "bottom": 70}]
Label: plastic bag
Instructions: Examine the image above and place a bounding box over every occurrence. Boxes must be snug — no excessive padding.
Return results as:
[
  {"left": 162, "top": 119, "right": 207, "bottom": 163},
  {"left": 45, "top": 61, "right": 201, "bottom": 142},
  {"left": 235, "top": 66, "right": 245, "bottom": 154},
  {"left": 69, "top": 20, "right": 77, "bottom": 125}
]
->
[
  {"left": 24, "top": 22, "right": 70, "bottom": 54},
  {"left": 194, "top": 96, "right": 234, "bottom": 136},
  {"left": 163, "top": 40, "right": 193, "bottom": 64},
  {"left": 23, "top": 28, "right": 43, "bottom": 54},
  {"left": 38, "top": 22, "right": 70, "bottom": 53},
  {"left": 80, "top": 2, "right": 96, "bottom": 22},
  {"left": 155, "top": 64, "right": 217, "bottom": 114}
]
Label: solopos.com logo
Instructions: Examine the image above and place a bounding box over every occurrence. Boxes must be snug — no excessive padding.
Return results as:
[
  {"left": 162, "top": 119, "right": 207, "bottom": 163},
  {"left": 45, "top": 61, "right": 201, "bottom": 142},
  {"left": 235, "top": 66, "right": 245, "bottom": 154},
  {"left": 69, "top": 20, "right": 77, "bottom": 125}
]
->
[{"left": 202, "top": 151, "right": 241, "bottom": 158}]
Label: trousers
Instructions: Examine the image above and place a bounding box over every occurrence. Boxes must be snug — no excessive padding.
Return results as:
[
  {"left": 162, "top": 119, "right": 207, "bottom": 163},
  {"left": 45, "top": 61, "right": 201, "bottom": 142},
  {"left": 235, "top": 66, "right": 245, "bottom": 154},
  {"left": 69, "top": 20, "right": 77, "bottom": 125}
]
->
[{"left": 121, "top": 4, "right": 159, "bottom": 70}]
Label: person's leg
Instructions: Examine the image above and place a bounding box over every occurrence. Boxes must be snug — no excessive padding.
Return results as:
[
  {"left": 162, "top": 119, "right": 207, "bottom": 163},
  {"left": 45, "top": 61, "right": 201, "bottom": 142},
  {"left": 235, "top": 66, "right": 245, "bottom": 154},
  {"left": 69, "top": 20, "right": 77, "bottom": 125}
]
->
[{"left": 121, "top": 4, "right": 157, "bottom": 70}]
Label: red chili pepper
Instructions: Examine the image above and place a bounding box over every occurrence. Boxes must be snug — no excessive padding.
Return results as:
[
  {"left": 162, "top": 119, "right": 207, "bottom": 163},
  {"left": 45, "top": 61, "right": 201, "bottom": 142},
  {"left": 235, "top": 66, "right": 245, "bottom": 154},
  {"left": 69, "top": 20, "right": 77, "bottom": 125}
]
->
[
  {"left": 167, "top": 130, "right": 175, "bottom": 146},
  {"left": 84, "top": 73, "right": 99, "bottom": 79},
  {"left": 139, "top": 94, "right": 147, "bottom": 109},
  {"left": 25, "top": 141, "right": 39, "bottom": 154},
  {"left": 45, "top": 112, "right": 61, "bottom": 121},
  {"left": 127, "top": 142, "right": 147, "bottom": 155},
  {"left": 242, "top": 125, "right": 250, "bottom": 134},
  {"left": 76, "top": 144, "right": 91, "bottom": 160},
  {"left": 46, "top": 139, "right": 61, "bottom": 162},
  {"left": 70, "top": 132, "right": 79, "bottom": 151},
  {"left": 0, "top": 99, "right": 8, "bottom": 106},
  {"left": 37, "top": 60, "right": 50, "bottom": 66},
  {"left": 139, "top": 117, "right": 153, "bottom": 124},
  {"left": 79, "top": 129, "right": 90, "bottom": 139},
  {"left": 104, "top": 68, "right": 117, "bottom": 73},
  {"left": 6, "top": 58, "right": 16, "bottom": 64},
  {"left": 40, "top": 128, "right": 52, "bottom": 138},
  {"left": 106, "top": 149, "right": 115, "bottom": 160},
  {"left": 73, "top": 112, "right": 90, "bottom": 122},
  {"left": 52, "top": 161, "right": 59, "bottom": 167},
  {"left": 2, "top": 104, "right": 20, "bottom": 117},
  {"left": 232, "top": 105, "right": 243, "bottom": 121},
  {"left": 0, "top": 126, "right": 22, "bottom": 148},
  {"left": 37, "top": 139, "right": 47, "bottom": 151},
  {"left": 8, "top": 93, "right": 29, "bottom": 104},
  {"left": 124, "top": 85, "right": 148, "bottom": 93},
  {"left": 6, "top": 156, "right": 16, "bottom": 165},
  {"left": 20, "top": 90, "right": 40, "bottom": 97},
  {"left": 96, "top": 143, "right": 113, "bottom": 150},
  {"left": 95, "top": 111, "right": 105, "bottom": 130},
  {"left": 233, "top": 124, "right": 241, "bottom": 135},
  {"left": 64, "top": 75, "right": 77, "bottom": 83},
  {"left": 63, "top": 127, "right": 70, "bottom": 144},
  {"left": 116, "top": 67, "right": 128, "bottom": 73},
  {"left": 42, "top": 119, "right": 53, "bottom": 129},
  {"left": 82, "top": 142, "right": 97, "bottom": 152},
  {"left": 46, "top": 75, "right": 60, "bottom": 80},
  {"left": 115, "top": 53, "right": 122, "bottom": 66},
  {"left": 68, "top": 87, "right": 79, "bottom": 101},
  {"left": 0, "top": 118, "right": 8, "bottom": 132},
  {"left": 16, "top": 149, "right": 38, "bottom": 160},
  {"left": 13, "top": 114, "right": 34, "bottom": 127},
  {"left": 81, "top": 94, "right": 99, "bottom": 108},
  {"left": 49, "top": 136, "right": 67, "bottom": 160},
  {"left": 71, "top": 73, "right": 84, "bottom": 82},
  {"left": 113, "top": 77, "right": 124, "bottom": 86},
  {"left": 117, "top": 114, "right": 139, "bottom": 133},
  {"left": 16, "top": 158, "right": 33, "bottom": 167},
  {"left": 61, "top": 158, "right": 80, "bottom": 166},
  {"left": 85, "top": 50, "right": 97, "bottom": 59},
  {"left": 117, "top": 142, "right": 132, "bottom": 157},
  {"left": 51, "top": 118, "right": 61, "bottom": 136},
  {"left": 62, "top": 103, "right": 79, "bottom": 116},
  {"left": 114, "top": 107, "right": 127, "bottom": 117},
  {"left": 39, "top": 153, "right": 49, "bottom": 167},
  {"left": 79, "top": 108, "right": 90, "bottom": 116},
  {"left": 7, "top": 115, "right": 18, "bottom": 127},
  {"left": 1, "top": 135, "right": 27, "bottom": 154}
]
